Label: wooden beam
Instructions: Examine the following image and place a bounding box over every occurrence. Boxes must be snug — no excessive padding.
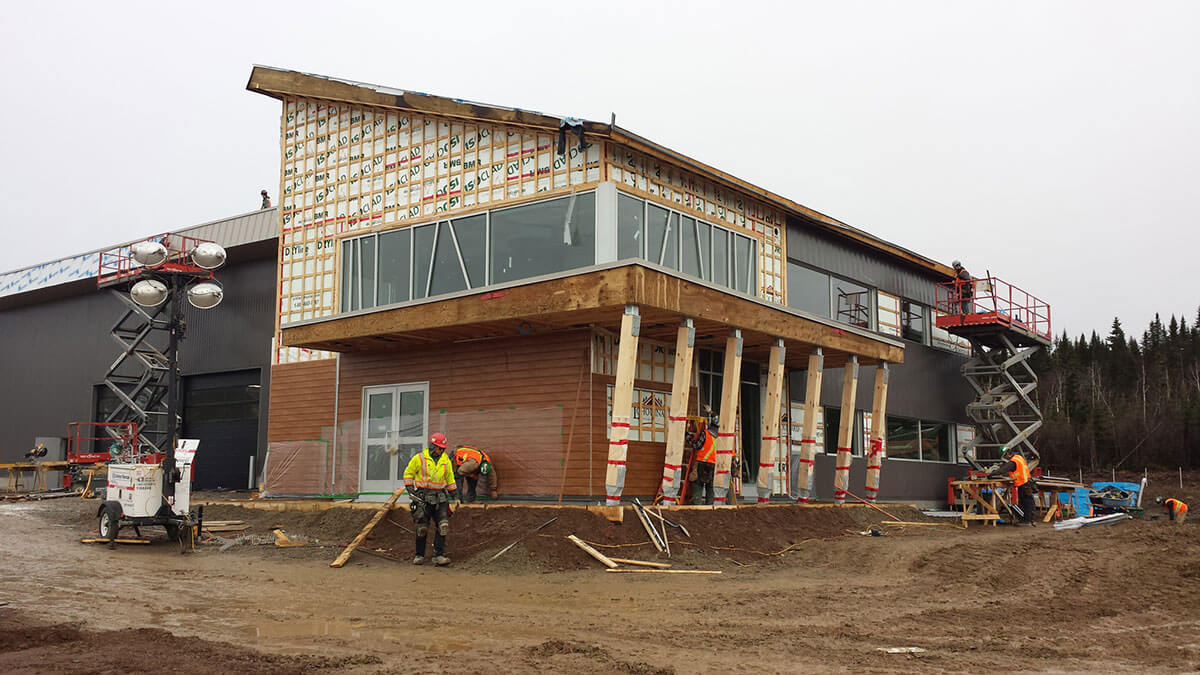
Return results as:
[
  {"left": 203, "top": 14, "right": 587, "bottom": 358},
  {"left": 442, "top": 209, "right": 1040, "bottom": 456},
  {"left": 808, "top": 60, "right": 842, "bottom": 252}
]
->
[
  {"left": 833, "top": 356, "right": 860, "bottom": 505},
  {"left": 713, "top": 330, "right": 743, "bottom": 504},
  {"left": 660, "top": 320, "right": 695, "bottom": 504},
  {"left": 280, "top": 265, "right": 905, "bottom": 366},
  {"left": 795, "top": 349, "right": 824, "bottom": 503},
  {"left": 609, "top": 558, "right": 671, "bottom": 569},
  {"left": 604, "top": 569, "right": 722, "bottom": 575},
  {"left": 864, "top": 363, "right": 890, "bottom": 503},
  {"left": 567, "top": 534, "right": 620, "bottom": 568},
  {"left": 330, "top": 486, "right": 405, "bottom": 568},
  {"left": 755, "top": 338, "right": 786, "bottom": 503},
  {"left": 605, "top": 306, "right": 640, "bottom": 505}
]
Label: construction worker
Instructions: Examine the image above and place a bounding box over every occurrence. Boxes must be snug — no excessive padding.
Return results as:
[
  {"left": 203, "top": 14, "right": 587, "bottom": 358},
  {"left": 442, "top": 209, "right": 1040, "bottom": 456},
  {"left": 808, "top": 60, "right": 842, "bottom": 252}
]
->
[
  {"left": 687, "top": 419, "right": 717, "bottom": 505},
  {"left": 260, "top": 189, "right": 271, "bottom": 209},
  {"left": 951, "top": 260, "right": 973, "bottom": 314},
  {"left": 453, "top": 444, "right": 498, "bottom": 502},
  {"left": 988, "top": 447, "right": 1035, "bottom": 524},
  {"left": 403, "top": 432, "right": 459, "bottom": 566},
  {"left": 1156, "top": 496, "right": 1189, "bottom": 523}
]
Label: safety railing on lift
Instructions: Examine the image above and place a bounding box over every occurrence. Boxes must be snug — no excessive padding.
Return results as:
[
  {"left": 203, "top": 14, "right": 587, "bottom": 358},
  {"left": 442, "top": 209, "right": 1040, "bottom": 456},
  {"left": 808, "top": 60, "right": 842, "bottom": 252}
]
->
[
  {"left": 934, "top": 275, "right": 1052, "bottom": 341},
  {"left": 97, "top": 233, "right": 214, "bottom": 288}
]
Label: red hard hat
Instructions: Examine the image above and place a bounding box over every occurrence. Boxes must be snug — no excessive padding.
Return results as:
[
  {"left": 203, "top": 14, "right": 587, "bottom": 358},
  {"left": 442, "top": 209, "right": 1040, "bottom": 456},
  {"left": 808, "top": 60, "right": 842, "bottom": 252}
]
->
[{"left": 429, "top": 432, "right": 448, "bottom": 449}]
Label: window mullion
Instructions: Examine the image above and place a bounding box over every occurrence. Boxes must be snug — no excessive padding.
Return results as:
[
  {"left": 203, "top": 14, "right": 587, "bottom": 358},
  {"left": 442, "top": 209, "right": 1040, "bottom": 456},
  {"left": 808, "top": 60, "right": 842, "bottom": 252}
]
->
[
  {"left": 447, "top": 218, "right": 471, "bottom": 287},
  {"left": 425, "top": 221, "right": 439, "bottom": 298}
]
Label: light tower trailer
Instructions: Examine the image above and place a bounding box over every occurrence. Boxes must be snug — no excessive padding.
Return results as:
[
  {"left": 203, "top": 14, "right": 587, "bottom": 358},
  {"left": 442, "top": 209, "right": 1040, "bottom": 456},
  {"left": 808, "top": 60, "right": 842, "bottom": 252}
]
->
[{"left": 97, "top": 442, "right": 203, "bottom": 552}]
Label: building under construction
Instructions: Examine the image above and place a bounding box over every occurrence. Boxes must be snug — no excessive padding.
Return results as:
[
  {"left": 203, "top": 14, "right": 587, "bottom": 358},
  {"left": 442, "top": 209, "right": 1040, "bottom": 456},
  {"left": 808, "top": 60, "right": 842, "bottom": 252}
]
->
[{"left": 246, "top": 66, "right": 1054, "bottom": 506}]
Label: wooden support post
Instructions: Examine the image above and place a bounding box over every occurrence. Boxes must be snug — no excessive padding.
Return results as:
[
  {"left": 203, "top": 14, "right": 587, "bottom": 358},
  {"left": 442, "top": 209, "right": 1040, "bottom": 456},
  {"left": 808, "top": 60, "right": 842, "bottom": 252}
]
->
[
  {"left": 756, "top": 338, "right": 786, "bottom": 503},
  {"left": 864, "top": 362, "right": 890, "bottom": 503},
  {"left": 659, "top": 319, "right": 695, "bottom": 504},
  {"left": 833, "top": 356, "right": 859, "bottom": 505},
  {"left": 605, "top": 305, "right": 640, "bottom": 505},
  {"left": 713, "top": 330, "right": 743, "bottom": 504},
  {"left": 795, "top": 349, "right": 824, "bottom": 503}
]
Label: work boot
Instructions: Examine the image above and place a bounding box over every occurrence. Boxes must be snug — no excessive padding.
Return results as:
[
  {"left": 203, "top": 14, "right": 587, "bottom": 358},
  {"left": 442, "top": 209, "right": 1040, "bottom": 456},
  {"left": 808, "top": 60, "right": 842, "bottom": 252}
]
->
[
  {"left": 412, "top": 555, "right": 426, "bottom": 565},
  {"left": 433, "top": 555, "right": 451, "bottom": 566}
]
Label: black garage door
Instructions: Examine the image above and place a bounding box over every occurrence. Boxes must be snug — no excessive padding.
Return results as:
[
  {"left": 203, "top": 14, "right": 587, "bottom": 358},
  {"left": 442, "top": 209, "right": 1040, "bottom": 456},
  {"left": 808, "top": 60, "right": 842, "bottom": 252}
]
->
[{"left": 183, "top": 370, "right": 261, "bottom": 490}]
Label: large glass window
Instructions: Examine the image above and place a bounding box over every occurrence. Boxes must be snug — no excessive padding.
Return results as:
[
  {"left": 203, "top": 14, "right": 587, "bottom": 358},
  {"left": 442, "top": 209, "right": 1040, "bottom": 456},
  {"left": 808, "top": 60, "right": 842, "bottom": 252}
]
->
[
  {"left": 453, "top": 214, "right": 486, "bottom": 287},
  {"left": 412, "top": 223, "right": 435, "bottom": 300},
  {"left": 429, "top": 221, "right": 468, "bottom": 296},
  {"left": 377, "top": 228, "right": 411, "bottom": 305},
  {"left": 732, "top": 234, "right": 755, "bottom": 294},
  {"left": 617, "top": 193, "right": 643, "bottom": 259},
  {"left": 491, "top": 192, "right": 596, "bottom": 284},
  {"left": 901, "top": 300, "right": 925, "bottom": 344},
  {"left": 886, "top": 417, "right": 921, "bottom": 460},
  {"left": 786, "top": 262, "right": 830, "bottom": 317},
  {"left": 832, "top": 277, "right": 871, "bottom": 329},
  {"left": 885, "top": 416, "right": 954, "bottom": 462},
  {"left": 711, "top": 228, "right": 729, "bottom": 287}
]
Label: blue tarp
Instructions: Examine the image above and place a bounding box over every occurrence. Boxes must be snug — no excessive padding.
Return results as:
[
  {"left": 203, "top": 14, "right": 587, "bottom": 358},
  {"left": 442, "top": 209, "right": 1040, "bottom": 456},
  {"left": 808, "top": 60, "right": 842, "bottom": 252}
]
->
[{"left": 1059, "top": 487, "right": 1094, "bottom": 517}]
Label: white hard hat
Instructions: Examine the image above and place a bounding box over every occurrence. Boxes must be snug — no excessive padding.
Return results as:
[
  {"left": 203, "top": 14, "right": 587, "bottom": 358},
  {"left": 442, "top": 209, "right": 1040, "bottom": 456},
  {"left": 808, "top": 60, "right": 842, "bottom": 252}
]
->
[{"left": 952, "top": 260, "right": 962, "bottom": 268}]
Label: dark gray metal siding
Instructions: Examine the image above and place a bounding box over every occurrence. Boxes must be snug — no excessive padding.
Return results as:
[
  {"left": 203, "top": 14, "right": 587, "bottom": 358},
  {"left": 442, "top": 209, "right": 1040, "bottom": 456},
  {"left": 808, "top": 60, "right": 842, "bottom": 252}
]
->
[
  {"left": 0, "top": 255, "right": 276, "bottom": 466},
  {"left": 786, "top": 214, "right": 946, "bottom": 307}
]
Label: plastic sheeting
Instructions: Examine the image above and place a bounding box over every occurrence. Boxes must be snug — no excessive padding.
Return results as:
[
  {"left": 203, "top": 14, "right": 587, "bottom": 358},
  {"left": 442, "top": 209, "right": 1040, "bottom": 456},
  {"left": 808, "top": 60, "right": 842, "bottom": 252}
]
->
[{"left": 262, "top": 407, "right": 565, "bottom": 498}]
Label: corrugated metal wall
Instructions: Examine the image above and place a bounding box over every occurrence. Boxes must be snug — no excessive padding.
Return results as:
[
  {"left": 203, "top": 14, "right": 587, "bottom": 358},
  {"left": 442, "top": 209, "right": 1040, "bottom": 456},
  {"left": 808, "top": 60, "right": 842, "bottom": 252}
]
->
[
  {"left": 786, "top": 214, "right": 946, "bottom": 307},
  {"left": 0, "top": 255, "right": 276, "bottom": 466}
]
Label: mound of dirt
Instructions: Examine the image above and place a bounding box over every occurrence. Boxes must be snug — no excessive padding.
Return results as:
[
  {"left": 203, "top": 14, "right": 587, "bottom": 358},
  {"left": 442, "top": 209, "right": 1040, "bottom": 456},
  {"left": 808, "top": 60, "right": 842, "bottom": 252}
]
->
[
  {"left": 0, "top": 610, "right": 380, "bottom": 674},
  {"left": 362, "top": 503, "right": 931, "bottom": 572}
]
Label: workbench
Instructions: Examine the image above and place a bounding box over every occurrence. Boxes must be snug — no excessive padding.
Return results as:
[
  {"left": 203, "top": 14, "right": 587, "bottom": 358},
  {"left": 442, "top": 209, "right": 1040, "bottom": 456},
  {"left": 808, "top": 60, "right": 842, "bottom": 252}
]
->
[
  {"left": 1, "top": 461, "right": 69, "bottom": 493},
  {"left": 951, "top": 478, "right": 1013, "bottom": 527},
  {"left": 952, "top": 477, "right": 1088, "bottom": 526}
]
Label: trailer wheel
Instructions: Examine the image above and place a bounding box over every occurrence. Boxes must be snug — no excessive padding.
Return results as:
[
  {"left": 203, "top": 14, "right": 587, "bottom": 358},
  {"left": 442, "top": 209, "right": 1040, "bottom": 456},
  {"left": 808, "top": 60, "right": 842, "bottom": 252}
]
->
[
  {"left": 164, "top": 523, "right": 180, "bottom": 542},
  {"left": 98, "top": 503, "right": 121, "bottom": 541}
]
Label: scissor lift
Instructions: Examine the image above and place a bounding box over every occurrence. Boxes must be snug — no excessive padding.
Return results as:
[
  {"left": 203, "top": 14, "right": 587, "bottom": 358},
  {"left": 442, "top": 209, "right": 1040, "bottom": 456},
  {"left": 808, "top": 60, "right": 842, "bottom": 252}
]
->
[{"left": 935, "top": 275, "right": 1052, "bottom": 471}]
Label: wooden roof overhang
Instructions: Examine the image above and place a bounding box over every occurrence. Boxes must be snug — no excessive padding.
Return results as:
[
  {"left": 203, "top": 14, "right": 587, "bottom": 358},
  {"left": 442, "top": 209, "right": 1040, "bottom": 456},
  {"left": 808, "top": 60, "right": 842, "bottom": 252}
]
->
[
  {"left": 247, "top": 66, "right": 954, "bottom": 280},
  {"left": 281, "top": 263, "right": 905, "bottom": 370}
]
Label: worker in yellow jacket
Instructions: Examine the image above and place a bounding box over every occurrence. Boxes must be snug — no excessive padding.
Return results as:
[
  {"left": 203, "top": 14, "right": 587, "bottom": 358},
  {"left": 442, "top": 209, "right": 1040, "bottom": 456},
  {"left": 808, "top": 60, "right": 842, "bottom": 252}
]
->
[{"left": 404, "top": 432, "right": 459, "bottom": 566}]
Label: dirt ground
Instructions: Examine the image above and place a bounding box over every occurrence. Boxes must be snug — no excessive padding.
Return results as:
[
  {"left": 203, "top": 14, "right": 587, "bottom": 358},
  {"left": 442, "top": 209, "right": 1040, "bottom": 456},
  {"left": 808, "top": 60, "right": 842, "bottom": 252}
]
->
[{"left": 2, "top": 471, "right": 1198, "bottom": 673}]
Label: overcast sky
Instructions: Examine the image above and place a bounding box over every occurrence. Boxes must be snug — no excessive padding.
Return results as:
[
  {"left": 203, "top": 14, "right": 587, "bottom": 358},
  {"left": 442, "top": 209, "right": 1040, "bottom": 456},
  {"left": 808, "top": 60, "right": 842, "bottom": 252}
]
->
[{"left": 2, "top": 1, "right": 1196, "bottom": 339}]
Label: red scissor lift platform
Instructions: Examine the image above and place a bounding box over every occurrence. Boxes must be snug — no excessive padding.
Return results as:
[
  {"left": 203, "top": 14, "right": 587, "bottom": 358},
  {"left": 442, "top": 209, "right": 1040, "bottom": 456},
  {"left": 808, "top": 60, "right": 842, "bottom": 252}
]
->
[{"left": 934, "top": 275, "right": 1052, "bottom": 469}]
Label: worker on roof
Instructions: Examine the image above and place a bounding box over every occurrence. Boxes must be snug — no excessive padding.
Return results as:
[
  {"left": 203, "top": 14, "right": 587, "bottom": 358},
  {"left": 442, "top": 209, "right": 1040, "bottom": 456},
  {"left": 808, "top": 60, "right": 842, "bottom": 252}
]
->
[
  {"left": 1155, "top": 496, "right": 1188, "bottom": 523},
  {"left": 260, "top": 189, "right": 271, "bottom": 209},
  {"left": 403, "top": 432, "right": 459, "bottom": 566},
  {"left": 687, "top": 418, "right": 717, "bottom": 505},
  {"left": 988, "top": 447, "right": 1036, "bottom": 525},
  {"left": 453, "top": 444, "right": 499, "bottom": 502},
  {"left": 951, "top": 260, "right": 974, "bottom": 314}
]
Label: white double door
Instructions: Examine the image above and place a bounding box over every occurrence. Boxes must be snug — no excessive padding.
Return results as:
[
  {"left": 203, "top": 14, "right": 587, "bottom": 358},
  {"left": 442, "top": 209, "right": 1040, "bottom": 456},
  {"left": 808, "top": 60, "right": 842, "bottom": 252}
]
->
[{"left": 360, "top": 382, "right": 428, "bottom": 501}]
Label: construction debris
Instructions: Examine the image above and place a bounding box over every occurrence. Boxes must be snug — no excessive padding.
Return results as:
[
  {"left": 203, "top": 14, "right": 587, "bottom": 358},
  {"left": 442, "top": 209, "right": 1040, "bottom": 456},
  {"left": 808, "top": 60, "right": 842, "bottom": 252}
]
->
[
  {"left": 488, "top": 516, "right": 558, "bottom": 563},
  {"left": 81, "top": 538, "right": 150, "bottom": 545},
  {"left": 330, "top": 487, "right": 405, "bottom": 568},
  {"left": 608, "top": 558, "right": 672, "bottom": 569},
  {"left": 567, "top": 534, "right": 619, "bottom": 568},
  {"left": 1053, "top": 513, "right": 1132, "bottom": 531},
  {"left": 273, "top": 529, "right": 308, "bottom": 547},
  {"left": 605, "top": 569, "right": 721, "bottom": 575}
]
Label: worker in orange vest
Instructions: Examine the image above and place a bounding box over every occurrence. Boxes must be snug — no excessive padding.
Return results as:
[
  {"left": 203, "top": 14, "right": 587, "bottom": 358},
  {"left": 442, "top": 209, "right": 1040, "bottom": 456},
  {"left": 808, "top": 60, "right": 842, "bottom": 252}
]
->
[
  {"left": 687, "top": 419, "right": 717, "bottom": 505},
  {"left": 1156, "top": 496, "right": 1188, "bottom": 523},
  {"left": 988, "top": 447, "right": 1035, "bottom": 524},
  {"left": 453, "top": 445, "right": 498, "bottom": 502}
]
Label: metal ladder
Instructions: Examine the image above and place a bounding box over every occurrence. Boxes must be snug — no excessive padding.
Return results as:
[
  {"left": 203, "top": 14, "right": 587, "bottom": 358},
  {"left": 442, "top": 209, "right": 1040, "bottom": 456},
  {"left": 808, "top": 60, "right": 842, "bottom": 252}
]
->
[
  {"left": 960, "top": 332, "right": 1043, "bottom": 470},
  {"left": 101, "top": 290, "right": 174, "bottom": 457}
]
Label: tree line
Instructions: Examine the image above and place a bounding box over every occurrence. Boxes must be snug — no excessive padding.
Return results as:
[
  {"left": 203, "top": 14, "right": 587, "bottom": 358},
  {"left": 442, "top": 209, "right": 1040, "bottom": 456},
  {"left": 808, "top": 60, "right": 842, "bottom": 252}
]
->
[{"left": 1034, "top": 309, "right": 1200, "bottom": 472}]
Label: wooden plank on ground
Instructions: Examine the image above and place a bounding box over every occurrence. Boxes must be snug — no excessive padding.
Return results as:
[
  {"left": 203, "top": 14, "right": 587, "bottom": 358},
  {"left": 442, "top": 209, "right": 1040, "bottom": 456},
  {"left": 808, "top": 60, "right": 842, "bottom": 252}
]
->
[
  {"left": 608, "top": 558, "right": 672, "bottom": 569},
  {"left": 605, "top": 569, "right": 721, "bottom": 575},
  {"left": 81, "top": 538, "right": 150, "bottom": 544},
  {"left": 567, "top": 534, "right": 619, "bottom": 568},
  {"left": 330, "top": 487, "right": 405, "bottom": 568}
]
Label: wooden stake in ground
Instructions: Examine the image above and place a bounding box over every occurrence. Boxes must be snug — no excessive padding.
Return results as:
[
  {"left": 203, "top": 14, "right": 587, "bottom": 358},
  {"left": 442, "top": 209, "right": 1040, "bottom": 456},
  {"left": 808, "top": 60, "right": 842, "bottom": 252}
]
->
[
  {"left": 841, "top": 488, "right": 901, "bottom": 521},
  {"left": 330, "top": 487, "right": 405, "bottom": 568},
  {"left": 567, "top": 534, "right": 619, "bottom": 568}
]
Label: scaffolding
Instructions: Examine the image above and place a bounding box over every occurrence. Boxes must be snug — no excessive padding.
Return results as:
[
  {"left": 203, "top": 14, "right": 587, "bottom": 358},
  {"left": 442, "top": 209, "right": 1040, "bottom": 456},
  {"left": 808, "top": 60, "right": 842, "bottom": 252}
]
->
[{"left": 935, "top": 275, "right": 1051, "bottom": 469}]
